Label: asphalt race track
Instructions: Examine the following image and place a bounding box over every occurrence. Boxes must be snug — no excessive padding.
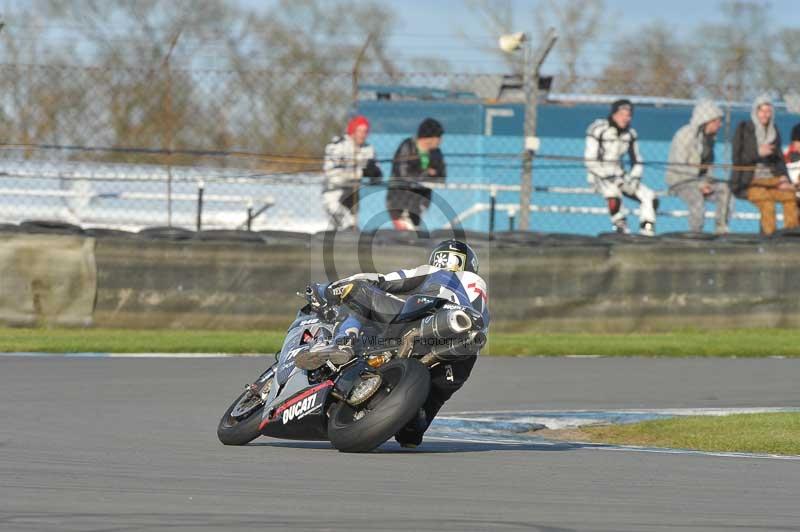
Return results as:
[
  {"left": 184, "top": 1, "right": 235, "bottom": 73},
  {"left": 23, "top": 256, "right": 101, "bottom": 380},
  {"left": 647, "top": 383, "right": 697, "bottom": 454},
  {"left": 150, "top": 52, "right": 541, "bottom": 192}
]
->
[{"left": 2, "top": 355, "right": 800, "bottom": 532}]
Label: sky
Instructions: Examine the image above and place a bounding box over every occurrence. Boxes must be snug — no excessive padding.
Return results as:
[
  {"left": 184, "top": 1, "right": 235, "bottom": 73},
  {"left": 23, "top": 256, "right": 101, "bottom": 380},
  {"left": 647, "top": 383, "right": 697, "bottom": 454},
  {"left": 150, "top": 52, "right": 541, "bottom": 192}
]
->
[
  {"left": 4, "top": 0, "right": 799, "bottom": 76},
  {"left": 239, "top": 0, "right": 800, "bottom": 74}
]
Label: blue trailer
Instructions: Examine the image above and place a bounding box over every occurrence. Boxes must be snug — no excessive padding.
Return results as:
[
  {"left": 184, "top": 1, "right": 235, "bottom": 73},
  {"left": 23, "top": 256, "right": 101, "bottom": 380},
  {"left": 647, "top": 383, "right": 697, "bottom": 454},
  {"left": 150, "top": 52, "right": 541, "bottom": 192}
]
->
[{"left": 356, "top": 84, "right": 799, "bottom": 234}]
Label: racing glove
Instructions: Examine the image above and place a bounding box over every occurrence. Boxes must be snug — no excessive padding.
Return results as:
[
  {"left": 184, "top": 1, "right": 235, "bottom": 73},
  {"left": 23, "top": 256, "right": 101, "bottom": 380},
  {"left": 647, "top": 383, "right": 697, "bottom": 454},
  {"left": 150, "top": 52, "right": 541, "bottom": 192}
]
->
[
  {"left": 305, "top": 283, "right": 330, "bottom": 311},
  {"left": 362, "top": 159, "right": 383, "bottom": 185},
  {"left": 324, "top": 281, "right": 355, "bottom": 305},
  {"left": 625, "top": 175, "right": 641, "bottom": 192},
  {"left": 305, "top": 283, "right": 340, "bottom": 321}
]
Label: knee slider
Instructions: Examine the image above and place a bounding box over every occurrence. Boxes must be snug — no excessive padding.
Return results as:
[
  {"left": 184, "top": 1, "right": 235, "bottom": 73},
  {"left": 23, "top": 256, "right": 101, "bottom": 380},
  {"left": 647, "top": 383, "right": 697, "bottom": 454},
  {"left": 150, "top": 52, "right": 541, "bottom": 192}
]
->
[
  {"left": 607, "top": 197, "right": 621, "bottom": 215},
  {"left": 653, "top": 198, "right": 660, "bottom": 212}
]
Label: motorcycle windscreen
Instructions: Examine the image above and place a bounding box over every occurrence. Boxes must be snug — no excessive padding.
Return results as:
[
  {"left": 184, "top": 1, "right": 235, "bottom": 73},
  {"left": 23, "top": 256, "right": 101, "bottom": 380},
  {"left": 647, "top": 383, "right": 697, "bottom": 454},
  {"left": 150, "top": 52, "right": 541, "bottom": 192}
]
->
[{"left": 276, "top": 326, "right": 308, "bottom": 385}]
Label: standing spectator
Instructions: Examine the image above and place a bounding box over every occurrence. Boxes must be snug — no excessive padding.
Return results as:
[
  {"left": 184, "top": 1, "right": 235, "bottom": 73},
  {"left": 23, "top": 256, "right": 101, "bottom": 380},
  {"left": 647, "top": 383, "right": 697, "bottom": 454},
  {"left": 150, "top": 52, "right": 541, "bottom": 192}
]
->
[
  {"left": 731, "top": 95, "right": 798, "bottom": 235},
  {"left": 585, "top": 99, "right": 658, "bottom": 236},
  {"left": 322, "top": 115, "right": 382, "bottom": 230},
  {"left": 665, "top": 100, "right": 732, "bottom": 234},
  {"left": 387, "top": 118, "right": 446, "bottom": 231}
]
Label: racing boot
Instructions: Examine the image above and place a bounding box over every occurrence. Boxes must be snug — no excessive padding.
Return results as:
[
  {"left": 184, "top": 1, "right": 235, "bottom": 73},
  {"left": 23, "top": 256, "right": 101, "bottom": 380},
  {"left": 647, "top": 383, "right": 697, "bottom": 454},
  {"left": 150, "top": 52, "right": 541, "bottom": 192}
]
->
[
  {"left": 294, "top": 342, "right": 354, "bottom": 370},
  {"left": 295, "top": 327, "right": 359, "bottom": 371},
  {"left": 612, "top": 218, "right": 629, "bottom": 235},
  {"left": 394, "top": 407, "right": 427, "bottom": 448},
  {"left": 639, "top": 221, "right": 655, "bottom": 237}
]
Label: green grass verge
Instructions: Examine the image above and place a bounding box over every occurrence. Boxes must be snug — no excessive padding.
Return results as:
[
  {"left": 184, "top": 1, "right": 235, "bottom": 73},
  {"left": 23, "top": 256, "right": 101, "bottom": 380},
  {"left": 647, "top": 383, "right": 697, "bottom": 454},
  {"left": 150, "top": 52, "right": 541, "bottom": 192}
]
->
[
  {"left": 0, "top": 328, "right": 286, "bottom": 354},
  {"left": 1, "top": 327, "right": 799, "bottom": 357},
  {"left": 578, "top": 412, "right": 800, "bottom": 456},
  {"left": 486, "top": 328, "right": 800, "bottom": 357}
]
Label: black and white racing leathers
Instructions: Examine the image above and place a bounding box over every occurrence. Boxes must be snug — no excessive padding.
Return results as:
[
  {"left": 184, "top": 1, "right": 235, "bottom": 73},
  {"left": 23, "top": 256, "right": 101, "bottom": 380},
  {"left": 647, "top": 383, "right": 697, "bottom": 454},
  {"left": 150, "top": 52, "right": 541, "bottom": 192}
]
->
[
  {"left": 585, "top": 118, "right": 657, "bottom": 234},
  {"left": 329, "top": 264, "right": 489, "bottom": 445},
  {"left": 322, "top": 135, "right": 381, "bottom": 230}
]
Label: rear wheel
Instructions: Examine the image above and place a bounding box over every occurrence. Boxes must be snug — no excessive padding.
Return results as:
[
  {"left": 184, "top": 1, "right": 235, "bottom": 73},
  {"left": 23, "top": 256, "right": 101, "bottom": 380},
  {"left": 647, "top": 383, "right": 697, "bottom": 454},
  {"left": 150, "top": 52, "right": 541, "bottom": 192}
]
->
[
  {"left": 217, "top": 368, "right": 274, "bottom": 446},
  {"left": 327, "top": 358, "right": 430, "bottom": 453}
]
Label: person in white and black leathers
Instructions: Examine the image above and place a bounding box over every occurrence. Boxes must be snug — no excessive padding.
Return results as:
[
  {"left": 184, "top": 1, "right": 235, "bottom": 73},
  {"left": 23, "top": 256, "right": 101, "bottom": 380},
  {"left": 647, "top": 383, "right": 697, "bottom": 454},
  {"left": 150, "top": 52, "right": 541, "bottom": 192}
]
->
[
  {"left": 296, "top": 240, "right": 488, "bottom": 448},
  {"left": 322, "top": 115, "right": 383, "bottom": 230},
  {"left": 585, "top": 99, "right": 658, "bottom": 236}
]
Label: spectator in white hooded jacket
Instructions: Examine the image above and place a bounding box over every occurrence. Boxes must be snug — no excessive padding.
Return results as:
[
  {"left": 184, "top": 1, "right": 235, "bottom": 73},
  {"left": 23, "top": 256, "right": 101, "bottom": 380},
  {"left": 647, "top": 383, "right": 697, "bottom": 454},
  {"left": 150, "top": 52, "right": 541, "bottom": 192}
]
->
[{"left": 585, "top": 99, "right": 658, "bottom": 236}]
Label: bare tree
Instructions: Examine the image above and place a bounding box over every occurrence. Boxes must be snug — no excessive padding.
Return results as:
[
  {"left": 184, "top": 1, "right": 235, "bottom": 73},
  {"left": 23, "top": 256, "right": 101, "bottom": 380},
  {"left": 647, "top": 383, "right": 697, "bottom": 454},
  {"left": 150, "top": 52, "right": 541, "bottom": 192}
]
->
[
  {"left": 221, "top": 0, "right": 397, "bottom": 163},
  {"left": 2, "top": 0, "right": 396, "bottom": 167},
  {"left": 762, "top": 28, "right": 800, "bottom": 98},
  {"left": 688, "top": 0, "right": 771, "bottom": 100},
  {"left": 0, "top": 5, "right": 92, "bottom": 158},
  {"left": 533, "top": 0, "right": 608, "bottom": 92},
  {"left": 26, "top": 0, "right": 247, "bottom": 164},
  {"left": 459, "top": 0, "right": 524, "bottom": 74},
  {"left": 594, "top": 23, "right": 695, "bottom": 98},
  {"left": 459, "top": 0, "right": 609, "bottom": 90}
]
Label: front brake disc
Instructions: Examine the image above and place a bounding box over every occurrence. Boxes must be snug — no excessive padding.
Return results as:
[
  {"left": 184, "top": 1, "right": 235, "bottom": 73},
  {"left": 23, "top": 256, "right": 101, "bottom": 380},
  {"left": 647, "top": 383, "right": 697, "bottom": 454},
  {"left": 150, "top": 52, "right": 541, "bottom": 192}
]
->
[{"left": 346, "top": 373, "right": 383, "bottom": 406}]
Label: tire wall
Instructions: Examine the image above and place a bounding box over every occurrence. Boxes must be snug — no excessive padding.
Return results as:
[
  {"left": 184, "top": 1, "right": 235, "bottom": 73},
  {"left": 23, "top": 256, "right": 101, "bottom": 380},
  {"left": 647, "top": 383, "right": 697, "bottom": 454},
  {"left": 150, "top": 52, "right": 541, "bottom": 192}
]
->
[
  {"left": 0, "top": 234, "right": 97, "bottom": 326},
  {"left": 3, "top": 229, "right": 800, "bottom": 332}
]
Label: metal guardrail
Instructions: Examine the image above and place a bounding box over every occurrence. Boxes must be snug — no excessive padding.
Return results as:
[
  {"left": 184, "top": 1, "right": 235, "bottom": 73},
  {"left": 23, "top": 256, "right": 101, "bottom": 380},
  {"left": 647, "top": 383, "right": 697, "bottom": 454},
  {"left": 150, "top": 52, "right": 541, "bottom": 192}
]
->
[
  {"left": 0, "top": 159, "right": 768, "bottom": 234},
  {"left": 447, "top": 202, "right": 765, "bottom": 232},
  {"left": 0, "top": 160, "right": 282, "bottom": 231}
]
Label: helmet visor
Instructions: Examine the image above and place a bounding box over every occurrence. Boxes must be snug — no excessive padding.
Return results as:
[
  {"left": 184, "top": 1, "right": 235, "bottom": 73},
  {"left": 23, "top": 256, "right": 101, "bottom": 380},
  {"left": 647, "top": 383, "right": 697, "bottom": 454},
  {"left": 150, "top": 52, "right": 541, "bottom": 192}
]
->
[{"left": 431, "top": 250, "right": 467, "bottom": 272}]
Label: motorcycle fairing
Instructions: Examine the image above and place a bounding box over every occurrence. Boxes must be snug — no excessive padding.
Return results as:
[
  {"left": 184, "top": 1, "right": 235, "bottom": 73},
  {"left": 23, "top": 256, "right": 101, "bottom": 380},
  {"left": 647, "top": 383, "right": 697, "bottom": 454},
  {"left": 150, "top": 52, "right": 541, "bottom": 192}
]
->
[
  {"left": 276, "top": 311, "right": 333, "bottom": 386},
  {"left": 259, "top": 378, "right": 334, "bottom": 441}
]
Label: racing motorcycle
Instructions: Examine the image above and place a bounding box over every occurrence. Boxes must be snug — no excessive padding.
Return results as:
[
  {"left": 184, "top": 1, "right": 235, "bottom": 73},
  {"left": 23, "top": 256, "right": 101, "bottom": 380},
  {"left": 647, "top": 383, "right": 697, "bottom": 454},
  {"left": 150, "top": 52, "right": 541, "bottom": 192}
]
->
[{"left": 217, "top": 285, "right": 486, "bottom": 452}]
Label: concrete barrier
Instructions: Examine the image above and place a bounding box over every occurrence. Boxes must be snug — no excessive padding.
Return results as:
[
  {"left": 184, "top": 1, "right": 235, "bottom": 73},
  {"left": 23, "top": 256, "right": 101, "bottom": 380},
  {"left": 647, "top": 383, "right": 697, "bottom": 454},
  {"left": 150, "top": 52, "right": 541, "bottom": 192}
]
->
[
  {"left": 0, "top": 233, "right": 96, "bottom": 326},
  {"left": 3, "top": 226, "right": 800, "bottom": 332}
]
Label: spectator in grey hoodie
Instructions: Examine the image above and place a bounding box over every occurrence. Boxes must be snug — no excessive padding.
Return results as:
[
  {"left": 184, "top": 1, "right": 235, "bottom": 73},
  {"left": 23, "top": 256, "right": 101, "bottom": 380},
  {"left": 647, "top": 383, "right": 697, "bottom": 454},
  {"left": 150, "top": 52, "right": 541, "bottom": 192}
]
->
[{"left": 665, "top": 100, "right": 731, "bottom": 233}]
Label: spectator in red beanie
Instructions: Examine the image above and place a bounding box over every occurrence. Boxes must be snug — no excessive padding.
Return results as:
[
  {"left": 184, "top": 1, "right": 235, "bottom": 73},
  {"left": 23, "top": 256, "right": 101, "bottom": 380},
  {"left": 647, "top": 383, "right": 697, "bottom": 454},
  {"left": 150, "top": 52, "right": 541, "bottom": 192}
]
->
[{"left": 322, "top": 115, "right": 383, "bottom": 230}]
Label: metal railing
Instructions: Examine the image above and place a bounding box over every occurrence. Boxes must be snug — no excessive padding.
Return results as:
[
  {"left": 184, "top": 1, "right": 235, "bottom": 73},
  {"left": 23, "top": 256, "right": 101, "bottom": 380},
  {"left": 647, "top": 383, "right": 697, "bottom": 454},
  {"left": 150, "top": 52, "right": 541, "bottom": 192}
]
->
[{"left": 1, "top": 64, "right": 798, "bottom": 235}]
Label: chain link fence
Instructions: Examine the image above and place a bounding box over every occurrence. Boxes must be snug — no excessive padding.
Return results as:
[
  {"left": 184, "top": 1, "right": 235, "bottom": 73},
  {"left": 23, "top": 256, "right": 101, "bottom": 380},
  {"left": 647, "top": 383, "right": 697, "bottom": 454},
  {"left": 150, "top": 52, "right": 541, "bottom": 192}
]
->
[{"left": 2, "top": 64, "right": 799, "bottom": 235}]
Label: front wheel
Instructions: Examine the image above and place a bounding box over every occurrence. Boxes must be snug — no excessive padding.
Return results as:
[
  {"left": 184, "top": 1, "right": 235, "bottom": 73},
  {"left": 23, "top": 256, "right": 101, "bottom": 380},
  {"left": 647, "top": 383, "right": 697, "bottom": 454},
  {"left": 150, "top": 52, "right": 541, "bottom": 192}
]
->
[
  {"left": 327, "top": 358, "right": 431, "bottom": 453},
  {"left": 217, "top": 368, "right": 274, "bottom": 446}
]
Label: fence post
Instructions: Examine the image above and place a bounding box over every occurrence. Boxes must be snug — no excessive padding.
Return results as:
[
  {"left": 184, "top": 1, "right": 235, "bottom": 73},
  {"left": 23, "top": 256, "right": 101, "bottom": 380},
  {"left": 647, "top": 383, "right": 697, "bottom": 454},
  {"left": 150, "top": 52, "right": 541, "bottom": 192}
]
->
[
  {"left": 508, "top": 206, "right": 517, "bottom": 231},
  {"left": 351, "top": 32, "right": 374, "bottom": 106},
  {"left": 518, "top": 28, "right": 557, "bottom": 231},
  {"left": 350, "top": 32, "right": 374, "bottom": 232},
  {"left": 196, "top": 180, "right": 204, "bottom": 231},
  {"left": 160, "top": 30, "right": 181, "bottom": 228},
  {"left": 489, "top": 185, "right": 497, "bottom": 237}
]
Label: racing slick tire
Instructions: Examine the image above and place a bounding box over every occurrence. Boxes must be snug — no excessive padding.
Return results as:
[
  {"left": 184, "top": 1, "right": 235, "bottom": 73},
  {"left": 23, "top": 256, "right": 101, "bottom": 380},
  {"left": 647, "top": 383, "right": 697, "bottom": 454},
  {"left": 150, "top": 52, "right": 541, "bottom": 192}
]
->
[
  {"left": 327, "top": 358, "right": 431, "bottom": 453},
  {"left": 217, "top": 367, "right": 274, "bottom": 446}
]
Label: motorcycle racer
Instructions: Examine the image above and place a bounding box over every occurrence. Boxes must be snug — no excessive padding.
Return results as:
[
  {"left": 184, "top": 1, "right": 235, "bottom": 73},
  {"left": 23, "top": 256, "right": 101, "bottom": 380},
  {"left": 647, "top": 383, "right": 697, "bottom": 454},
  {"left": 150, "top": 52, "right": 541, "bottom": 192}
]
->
[{"left": 295, "top": 239, "right": 489, "bottom": 447}]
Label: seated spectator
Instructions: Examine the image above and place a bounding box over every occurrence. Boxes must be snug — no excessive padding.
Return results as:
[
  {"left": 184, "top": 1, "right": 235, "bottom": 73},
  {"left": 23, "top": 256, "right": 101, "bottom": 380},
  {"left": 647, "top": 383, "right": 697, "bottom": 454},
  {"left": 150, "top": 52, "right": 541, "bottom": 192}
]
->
[
  {"left": 585, "top": 99, "right": 658, "bottom": 236},
  {"left": 322, "top": 115, "right": 383, "bottom": 230},
  {"left": 731, "top": 95, "right": 798, "bottom": 235},
  {"left": 386, "top": 118, "right": 446, "bottom": 231},
  {"left": 666, "top": 99, "right": 732, "bottom": 234},
  {"left": 785, "top": 123, "right": 800, "bottom": 222}
]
